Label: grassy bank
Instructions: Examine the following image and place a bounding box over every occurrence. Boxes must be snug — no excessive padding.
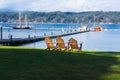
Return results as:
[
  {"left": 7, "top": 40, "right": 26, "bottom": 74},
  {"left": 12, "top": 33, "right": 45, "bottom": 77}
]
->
[{"left": 0, "top": 46, "right": 120, "bottom": 80}]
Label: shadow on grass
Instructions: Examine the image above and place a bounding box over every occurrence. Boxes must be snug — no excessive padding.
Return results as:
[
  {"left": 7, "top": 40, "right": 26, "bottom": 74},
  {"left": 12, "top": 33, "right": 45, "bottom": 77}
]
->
[{"left": 0, "top": 48, "right": 120, "bottom": 80}]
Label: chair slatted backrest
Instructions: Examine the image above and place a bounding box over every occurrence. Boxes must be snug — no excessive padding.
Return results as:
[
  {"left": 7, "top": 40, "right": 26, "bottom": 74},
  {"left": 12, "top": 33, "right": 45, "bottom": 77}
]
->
[
  {"left": 68, "top": 38, "right": 79, "bottom": 49},
  {"left": 45, "top": 36, "right": 54, "bottom": 49},
  {"left": 56, "top": 37, "right": 66, "bottom": 49}
]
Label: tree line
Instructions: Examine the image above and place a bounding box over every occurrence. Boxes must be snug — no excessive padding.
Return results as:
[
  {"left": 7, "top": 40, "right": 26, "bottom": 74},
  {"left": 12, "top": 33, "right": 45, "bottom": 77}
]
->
[{"left": 0, "top": 11, "right": 120, "bottom": 23}]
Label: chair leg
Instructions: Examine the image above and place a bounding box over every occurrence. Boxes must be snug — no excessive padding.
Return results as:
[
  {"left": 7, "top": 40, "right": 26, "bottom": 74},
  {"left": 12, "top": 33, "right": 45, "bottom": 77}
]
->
[
  {"left": 78, "top": 48, "right": 82, "bottom": 52},
  {"left": 79, "top": 43, "right": 82, "bottom": 50},
  {"left": 69, "top": 49, "right": 73, "bottom": 52},
  {"left": 45, "top": 48, "right": 49, "bottom": 50},
  {"left": 62, "top": 48, "right": 67, "bottom": 51}
]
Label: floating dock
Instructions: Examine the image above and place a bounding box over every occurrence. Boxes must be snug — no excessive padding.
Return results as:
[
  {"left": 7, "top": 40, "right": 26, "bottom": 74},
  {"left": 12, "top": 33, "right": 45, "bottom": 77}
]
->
[{"left": 0, "top": 30, "right": 89, "bottom": 46}]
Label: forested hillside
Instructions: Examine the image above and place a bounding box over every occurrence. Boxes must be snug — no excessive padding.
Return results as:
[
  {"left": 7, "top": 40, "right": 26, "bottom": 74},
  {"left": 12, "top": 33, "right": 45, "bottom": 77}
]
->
[{"left": 0, "top": 11, "right": 120, "bottom": 23}]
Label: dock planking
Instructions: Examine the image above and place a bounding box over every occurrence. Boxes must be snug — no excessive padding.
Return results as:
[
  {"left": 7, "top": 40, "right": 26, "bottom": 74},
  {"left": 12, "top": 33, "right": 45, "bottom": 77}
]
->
[{"left": 0, "top": 30, "right": 89, "bottom": 46}]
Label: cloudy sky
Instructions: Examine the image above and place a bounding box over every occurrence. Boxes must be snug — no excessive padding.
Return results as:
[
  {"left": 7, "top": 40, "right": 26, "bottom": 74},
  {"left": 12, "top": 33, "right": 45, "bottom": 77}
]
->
[{"left": 0, "top": 0, "right": 120, "bottom": 12}]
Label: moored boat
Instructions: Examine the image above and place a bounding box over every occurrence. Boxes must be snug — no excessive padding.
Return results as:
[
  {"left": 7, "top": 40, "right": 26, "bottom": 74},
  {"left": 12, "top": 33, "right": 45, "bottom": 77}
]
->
[
  {"left": 94, "top": 26, "right": 102, "bottom": 31},
  {"left": 12, "top": 26, "right": 30, "bottom": 29},
  {"left": 12, "top": 12, "right": 30, "bottom": 29}
]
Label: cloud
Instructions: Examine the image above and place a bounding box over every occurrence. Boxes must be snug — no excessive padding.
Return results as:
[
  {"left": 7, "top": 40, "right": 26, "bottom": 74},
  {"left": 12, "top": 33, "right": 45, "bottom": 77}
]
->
[
  {"left": 83, "top": 0, "right": 120, "bottom": 11},
  {"left": 0, "top": 0, "right": 120, "bottom": 12},
  {"left": 27, "top": 0, "right": 86, "bottom": 12}
]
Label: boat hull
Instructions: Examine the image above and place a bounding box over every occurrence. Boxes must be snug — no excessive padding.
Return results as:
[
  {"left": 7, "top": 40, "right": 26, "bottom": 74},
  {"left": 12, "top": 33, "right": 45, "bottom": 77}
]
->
[{"left": 12, "top": 26, "right": 30, "bottom": 29}]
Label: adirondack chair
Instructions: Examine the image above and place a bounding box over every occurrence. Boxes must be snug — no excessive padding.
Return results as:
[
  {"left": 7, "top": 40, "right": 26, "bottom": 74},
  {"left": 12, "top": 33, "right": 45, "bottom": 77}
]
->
[
  {"left": 56, "top": 37, "right": 68, "bottom": 50},
  {"left": 68, "top": 38, "right": 82, "bottom": 51},
  {"left": 45, "top": 36, "right": 56, "bottom": 50}
]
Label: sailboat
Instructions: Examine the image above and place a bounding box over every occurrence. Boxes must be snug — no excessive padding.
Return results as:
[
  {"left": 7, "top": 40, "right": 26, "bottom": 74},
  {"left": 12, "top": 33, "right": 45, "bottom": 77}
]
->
[{"left": 12, "top": 12, "right": 30, "bottom": 29}]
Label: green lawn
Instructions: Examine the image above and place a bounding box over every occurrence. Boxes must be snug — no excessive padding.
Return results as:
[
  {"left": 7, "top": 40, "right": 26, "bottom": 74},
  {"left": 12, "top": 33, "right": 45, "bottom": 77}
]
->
[{"left": 0, "top": 46, "right": 120, "bottom": 80}]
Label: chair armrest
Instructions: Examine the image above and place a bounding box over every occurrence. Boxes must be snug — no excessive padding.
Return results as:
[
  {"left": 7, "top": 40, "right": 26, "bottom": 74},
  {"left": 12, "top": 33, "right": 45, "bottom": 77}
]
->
[{"left": 47, "top": 43, "right": 53, "bottom": 44}]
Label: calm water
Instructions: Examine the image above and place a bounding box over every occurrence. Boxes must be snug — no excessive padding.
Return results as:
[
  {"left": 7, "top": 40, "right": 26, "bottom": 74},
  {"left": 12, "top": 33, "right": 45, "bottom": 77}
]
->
[{"left": 1, "top": 23, "right": 120, "bottom": 52}]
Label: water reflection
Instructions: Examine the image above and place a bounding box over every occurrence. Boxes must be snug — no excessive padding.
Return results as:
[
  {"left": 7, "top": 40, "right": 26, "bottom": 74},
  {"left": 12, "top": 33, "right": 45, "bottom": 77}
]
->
[{"left": 23, "top": 31, "right": 120, "bottom": 52}]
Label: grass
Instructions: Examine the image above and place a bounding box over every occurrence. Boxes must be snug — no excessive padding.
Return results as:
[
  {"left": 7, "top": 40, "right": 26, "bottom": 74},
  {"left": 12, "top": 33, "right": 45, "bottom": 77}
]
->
[{"left": 0, "top": 46, "right": 120, "bottom": 80}]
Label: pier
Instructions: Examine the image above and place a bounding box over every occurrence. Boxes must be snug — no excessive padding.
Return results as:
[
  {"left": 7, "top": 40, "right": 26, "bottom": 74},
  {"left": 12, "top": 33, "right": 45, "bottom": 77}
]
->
[
  {"left": 31, "top": 28, "right": 70, "bottom": 30},
  {"left": 0, "top": 30, "right": 89, "bottom": 46}
]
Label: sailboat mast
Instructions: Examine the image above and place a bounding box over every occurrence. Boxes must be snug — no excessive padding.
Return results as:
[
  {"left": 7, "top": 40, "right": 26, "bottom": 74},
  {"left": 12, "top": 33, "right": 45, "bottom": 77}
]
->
[
  {"left": 19, "top": 12, "right": 22, "bottom": 28},
  {"left": 94, "top": 15, "right": 96, "bottom": 27},
  {"left": 25, "top": 15, "right": 28, "bottom": 27}
]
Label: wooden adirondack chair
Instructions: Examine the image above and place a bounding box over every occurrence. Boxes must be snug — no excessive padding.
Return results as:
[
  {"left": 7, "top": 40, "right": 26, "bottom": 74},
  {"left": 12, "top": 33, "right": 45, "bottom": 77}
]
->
[
  {"left": 56, "top": 37, "right": 68, "bottom": 50},
  {"left": 68, "top": 38, "right": 82, "bottom": 51},
  {"left": 45, "top": 36, "right": 56, "bottom": 50}
]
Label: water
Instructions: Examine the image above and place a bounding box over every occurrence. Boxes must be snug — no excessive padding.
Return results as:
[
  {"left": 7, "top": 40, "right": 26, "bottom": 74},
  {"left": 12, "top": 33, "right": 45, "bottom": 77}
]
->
[{"left": 1, "top": 23, "right": 120, "bottom": 52}]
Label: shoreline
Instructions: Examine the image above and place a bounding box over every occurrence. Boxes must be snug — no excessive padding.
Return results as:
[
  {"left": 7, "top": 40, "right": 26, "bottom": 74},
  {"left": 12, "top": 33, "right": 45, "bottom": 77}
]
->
[{"left": 0, "top": 46, "right": 119, "bottom": 52}]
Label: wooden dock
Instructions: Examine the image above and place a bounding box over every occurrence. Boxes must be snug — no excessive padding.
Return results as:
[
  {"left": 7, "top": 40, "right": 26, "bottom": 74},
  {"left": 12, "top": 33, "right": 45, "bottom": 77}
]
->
[{"left": 0, "top": 30, "right": 89, "bottom": 46}]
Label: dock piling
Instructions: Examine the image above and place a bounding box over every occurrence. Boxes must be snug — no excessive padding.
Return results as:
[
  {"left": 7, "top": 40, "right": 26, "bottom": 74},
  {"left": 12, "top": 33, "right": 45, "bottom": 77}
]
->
[
  {"left": 0, "top": 26, "right": 2, "bottom": 40},
  {"left": 28, "top": 34, "right": 30, "bottom": 39}
]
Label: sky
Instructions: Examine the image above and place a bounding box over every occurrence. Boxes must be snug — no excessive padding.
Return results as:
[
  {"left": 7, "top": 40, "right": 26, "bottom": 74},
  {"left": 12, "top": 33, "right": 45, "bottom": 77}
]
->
[{"left": 0, "top": 0, "right": 120, "bottom": 12}]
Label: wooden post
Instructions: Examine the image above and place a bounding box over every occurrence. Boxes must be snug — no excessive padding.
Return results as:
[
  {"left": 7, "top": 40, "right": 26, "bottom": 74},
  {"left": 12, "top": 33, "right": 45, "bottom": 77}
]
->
[
  {"left": 44, "top": 33, "right": 46, "bottom": 36},
  {"left": 28, "top": 34, "right": 30, "bottom": 39},
  {"left": 0, "top": 26, "right": 2, "bottom": 40},
  {"left": 34, "top": 26, "right": 36, "bottom": 38},
  {"left": 10, "top": 34, "right": 12, "bottom": 40}
]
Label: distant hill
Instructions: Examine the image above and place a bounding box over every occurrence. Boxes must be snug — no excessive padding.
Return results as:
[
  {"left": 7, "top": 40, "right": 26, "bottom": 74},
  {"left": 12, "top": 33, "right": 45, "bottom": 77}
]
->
[
  {"left": 0, "top": 11, "right": 120, "bottom": 23},
  {"left": 0, "top": 8, "right": 16, "bottom": 12}
]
